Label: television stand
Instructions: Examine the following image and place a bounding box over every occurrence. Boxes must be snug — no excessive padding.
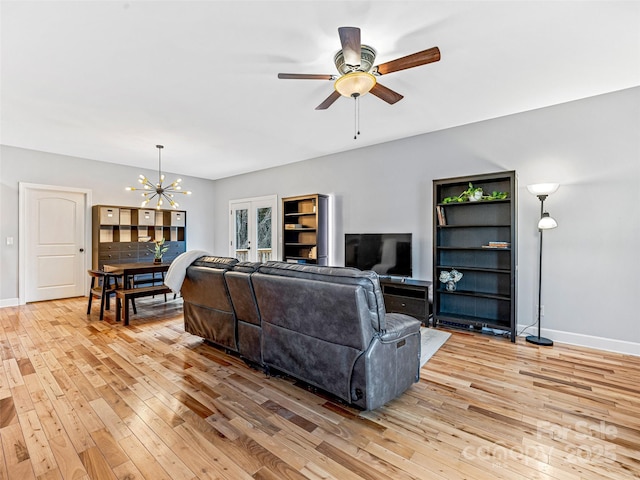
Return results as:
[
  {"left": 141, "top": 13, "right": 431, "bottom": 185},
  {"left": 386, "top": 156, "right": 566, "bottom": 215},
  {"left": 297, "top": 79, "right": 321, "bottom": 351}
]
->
[{"left": 379, "top": 277, "right": 432, "bottom": 325}]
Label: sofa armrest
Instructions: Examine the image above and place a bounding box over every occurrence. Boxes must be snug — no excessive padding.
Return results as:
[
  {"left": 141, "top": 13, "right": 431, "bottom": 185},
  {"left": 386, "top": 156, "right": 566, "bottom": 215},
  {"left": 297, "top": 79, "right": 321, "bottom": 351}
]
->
[{"left": 379, "top": 313, "right": 421, "bottom": 342}]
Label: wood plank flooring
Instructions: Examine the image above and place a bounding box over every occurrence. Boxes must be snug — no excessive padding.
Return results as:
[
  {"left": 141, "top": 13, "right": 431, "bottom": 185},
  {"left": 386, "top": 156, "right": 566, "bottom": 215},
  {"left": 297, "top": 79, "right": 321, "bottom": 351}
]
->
[{"left": 1, "top": 296, "right": 638, "bottom": 479}]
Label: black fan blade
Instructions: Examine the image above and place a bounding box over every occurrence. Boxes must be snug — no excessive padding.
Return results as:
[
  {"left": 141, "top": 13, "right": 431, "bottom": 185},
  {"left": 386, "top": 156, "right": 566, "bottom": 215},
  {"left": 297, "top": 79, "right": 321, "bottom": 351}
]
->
[
  {"left": 373, "top": 47, "right": 440, "bottom": 76},
  {"left": 315, "top": 91, "right": 341, "bottom": 110},
  {"left": 370, "top": 83, "right": 404, "bottom": 105},
  {"left": 338, "top": 26, "right": 361, "bottom": 68},
  {"left": 278, "top": 73, "right": 335, "bottom": 80}
]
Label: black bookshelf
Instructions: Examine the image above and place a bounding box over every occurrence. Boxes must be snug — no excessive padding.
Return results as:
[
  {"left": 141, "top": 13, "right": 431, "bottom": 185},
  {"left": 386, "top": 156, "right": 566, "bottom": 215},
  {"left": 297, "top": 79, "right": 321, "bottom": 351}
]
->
[{"left": 432, "top": 171, "right": 517, "bottom": 341}]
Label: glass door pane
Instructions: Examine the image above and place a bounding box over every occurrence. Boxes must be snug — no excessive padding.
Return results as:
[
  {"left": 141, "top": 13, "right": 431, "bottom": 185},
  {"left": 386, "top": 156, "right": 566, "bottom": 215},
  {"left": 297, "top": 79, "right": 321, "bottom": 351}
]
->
[
  {"left": 234, "top": 206, "right": 250, "bottom": 261},
  {"left": 256, "top": 206, "right": 272, "bottom": 262}
]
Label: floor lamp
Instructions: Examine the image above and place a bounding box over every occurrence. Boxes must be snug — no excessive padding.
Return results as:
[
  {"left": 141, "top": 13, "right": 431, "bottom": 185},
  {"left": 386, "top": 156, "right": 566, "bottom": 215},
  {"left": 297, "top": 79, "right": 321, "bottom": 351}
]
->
[{"left": 526, "top": 183, "right": 559, "bottom": 346}]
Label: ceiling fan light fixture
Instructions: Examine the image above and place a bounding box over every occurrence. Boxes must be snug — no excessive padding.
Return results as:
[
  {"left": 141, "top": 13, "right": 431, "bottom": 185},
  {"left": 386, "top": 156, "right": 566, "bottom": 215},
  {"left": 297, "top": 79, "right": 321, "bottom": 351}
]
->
[{"left": 335, "top": 72, "right": 377, "bottom": 98}]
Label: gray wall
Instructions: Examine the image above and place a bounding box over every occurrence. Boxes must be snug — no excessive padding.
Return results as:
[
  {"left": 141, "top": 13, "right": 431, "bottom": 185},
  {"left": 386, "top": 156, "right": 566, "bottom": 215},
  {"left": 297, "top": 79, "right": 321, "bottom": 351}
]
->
[
  {"left": 1, "top": 87, "right": 638, "bottom": 353},
  {"left": 0, "top": 146, "right": 216, "bottom": 300},
  {"left": 210, "top": 87, "right": 640, "bottom": 352}
]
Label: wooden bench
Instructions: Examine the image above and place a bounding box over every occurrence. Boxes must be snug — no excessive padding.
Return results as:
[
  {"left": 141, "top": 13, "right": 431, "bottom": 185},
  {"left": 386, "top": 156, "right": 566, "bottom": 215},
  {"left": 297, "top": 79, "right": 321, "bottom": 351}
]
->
[{"left": 115, "top": 285, "right": 172, "bottom": 325}]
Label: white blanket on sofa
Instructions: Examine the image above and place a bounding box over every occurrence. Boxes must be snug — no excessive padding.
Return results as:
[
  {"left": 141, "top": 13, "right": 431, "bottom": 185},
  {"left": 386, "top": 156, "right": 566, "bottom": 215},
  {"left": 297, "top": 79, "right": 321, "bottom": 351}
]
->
[{"left": 164, "top": 250, "right": 210, "bottom": 294}]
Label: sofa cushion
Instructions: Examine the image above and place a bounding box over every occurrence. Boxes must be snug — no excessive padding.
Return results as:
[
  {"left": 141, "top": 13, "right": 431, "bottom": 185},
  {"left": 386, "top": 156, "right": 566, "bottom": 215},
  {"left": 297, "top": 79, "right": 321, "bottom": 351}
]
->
[
  {"left": 192, "top": 256, "right": 238, "bottom": 269},
  {"left": 257, "top": 261, "right": 386, "bottom": 331},
  {"left": 226, "top": 266, "right": 261, "bottom": 327},
  {"left": 232, "top": 261, "right": 262, "bottom": 273}
]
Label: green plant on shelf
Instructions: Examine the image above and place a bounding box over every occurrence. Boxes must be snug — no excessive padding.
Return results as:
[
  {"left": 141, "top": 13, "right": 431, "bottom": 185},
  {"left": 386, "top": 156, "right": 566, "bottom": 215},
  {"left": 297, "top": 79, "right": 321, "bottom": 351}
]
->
[
  {"left": 149, "top": 238, "right": 169, "bottom": 260},
  {"left": 442, "top": 183, "right": 508, "bottom": 203}
]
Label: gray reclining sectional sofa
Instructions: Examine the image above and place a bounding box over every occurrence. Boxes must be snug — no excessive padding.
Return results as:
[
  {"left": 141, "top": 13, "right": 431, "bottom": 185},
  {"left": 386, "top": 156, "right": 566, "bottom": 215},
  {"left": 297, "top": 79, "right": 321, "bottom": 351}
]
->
[{"left": 181, "top": 256, "right": 422, "bottom": 410}]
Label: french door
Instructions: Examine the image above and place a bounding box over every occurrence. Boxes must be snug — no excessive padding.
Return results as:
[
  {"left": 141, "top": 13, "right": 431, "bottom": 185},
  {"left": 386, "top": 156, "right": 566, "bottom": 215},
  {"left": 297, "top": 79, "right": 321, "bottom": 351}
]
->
[{"left": 229, "top": 195, "right": 277, "bottom": 262}]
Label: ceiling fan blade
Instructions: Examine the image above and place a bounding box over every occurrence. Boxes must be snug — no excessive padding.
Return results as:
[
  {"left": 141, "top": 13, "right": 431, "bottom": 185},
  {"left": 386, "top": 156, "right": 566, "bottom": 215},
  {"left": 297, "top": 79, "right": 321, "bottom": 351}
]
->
[
  {"left": 315, "top": 91, "right": 341, "bottom": 110},
  {"left": 370, "top": 83, "right": 404, "bottom": 105},
  {"left": 278, "top": 73, "right": 335, "bottom": 80},
  {"left": 373, "top": 46, "right": 440, "bottom": 76},
  {"left": 338, "top": 26, "right": 361, "bottom": 68}
]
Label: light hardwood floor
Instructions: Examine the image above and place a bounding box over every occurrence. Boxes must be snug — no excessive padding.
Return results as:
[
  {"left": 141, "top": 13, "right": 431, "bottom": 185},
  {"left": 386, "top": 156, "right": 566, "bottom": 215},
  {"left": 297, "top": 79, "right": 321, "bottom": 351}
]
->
[{"left": 1, "top": 297, "right": 638, "bottom": 480}]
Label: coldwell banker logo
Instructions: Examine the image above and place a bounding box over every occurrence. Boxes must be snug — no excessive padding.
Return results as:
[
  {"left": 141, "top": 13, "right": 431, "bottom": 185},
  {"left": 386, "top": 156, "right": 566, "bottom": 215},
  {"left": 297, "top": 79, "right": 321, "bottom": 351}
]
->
[{"left": 462, "top": 420, "right": 618, "bottom": 465}]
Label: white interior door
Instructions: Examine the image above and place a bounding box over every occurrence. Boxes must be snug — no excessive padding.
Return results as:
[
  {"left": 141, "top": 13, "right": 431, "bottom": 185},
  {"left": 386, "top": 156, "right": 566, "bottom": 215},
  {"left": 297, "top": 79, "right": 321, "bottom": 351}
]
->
[
  {"left": 22, "top": 185, "right": 88, "bottom": 302},
  {"left": 229, "top": 195, "right": 277, "bottom": 262}
]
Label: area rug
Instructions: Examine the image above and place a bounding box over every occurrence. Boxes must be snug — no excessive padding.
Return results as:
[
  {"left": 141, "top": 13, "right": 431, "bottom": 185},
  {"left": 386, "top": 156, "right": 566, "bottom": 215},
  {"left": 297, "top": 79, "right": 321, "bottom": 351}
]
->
[{"left": 420, "top": 327, "right": 451, "bottom": 367}]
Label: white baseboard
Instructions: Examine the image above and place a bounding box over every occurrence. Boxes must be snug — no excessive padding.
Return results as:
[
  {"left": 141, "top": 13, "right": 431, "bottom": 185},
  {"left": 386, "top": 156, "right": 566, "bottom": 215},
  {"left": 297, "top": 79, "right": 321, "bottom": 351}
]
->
[
  {"left": 0, "top": 298, "right": 20, "bottom": 308},
  {"left": 517, "top": 324, "right": 640, "bottom": 357}
]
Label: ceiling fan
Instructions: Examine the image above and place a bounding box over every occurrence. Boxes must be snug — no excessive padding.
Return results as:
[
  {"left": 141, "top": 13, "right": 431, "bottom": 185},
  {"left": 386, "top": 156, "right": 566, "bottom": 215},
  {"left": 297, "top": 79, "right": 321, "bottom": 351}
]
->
[{"left": 277, "top": 26, "right": 441, "bottom": 111}]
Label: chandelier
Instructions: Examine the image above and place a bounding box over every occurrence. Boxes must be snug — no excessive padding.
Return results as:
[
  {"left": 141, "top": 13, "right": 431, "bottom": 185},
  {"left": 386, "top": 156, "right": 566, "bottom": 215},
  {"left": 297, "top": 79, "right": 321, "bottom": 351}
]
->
[{"left": 126, "top": 145, "right": 191, "bottom": 209}]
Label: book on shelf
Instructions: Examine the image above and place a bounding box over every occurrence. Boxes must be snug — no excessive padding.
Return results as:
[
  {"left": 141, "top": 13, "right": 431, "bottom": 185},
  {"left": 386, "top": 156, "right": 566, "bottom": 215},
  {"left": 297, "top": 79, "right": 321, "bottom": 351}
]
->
[
  {"left": 482, "top": 241, "right": 510, "bottom": 249},
  {"left": 436, "top": 206, "right": 447, "bottom": 225}
]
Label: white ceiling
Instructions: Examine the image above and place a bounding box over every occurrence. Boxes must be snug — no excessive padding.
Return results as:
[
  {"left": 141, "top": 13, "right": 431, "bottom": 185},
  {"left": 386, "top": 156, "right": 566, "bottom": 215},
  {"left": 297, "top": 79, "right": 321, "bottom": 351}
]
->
[{"left": 2, "top": 1, "right": 639, "bottom": 180}]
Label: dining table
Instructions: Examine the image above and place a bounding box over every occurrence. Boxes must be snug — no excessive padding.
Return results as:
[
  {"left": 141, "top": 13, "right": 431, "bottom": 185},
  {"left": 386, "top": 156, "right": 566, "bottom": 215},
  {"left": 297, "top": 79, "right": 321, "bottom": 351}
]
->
[
  {"left": 102, "top": 261, "right": 172, "bottom": 323},
  {"left": 103, "top": 261, "right": 171, "bottom": 280}
]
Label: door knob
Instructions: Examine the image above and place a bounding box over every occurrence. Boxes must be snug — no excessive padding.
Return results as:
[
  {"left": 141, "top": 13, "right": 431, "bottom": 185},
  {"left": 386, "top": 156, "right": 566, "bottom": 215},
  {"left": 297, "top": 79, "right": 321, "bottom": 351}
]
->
[{"left": 79, "top": 248, "right": 85, "bottom": 252}]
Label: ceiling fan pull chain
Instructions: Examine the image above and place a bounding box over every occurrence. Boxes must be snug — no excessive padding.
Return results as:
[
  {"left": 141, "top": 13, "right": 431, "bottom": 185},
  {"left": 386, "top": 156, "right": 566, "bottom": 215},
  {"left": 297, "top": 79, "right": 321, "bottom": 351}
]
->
[
  {"left": 354, "top": 97, "right": 357, "bottom": 139},
  {"left": 357, "top": 95, "right": 361, "bottom": 137},
  {"left": 353, "top": 94, "right": 361, "bottom": 140}
]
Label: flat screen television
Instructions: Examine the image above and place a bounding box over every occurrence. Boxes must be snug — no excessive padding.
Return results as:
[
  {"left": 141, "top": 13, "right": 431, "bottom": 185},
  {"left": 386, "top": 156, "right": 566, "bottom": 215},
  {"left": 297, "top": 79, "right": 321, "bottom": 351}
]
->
[{"left": 345, "top": 233, "right": 412, "bottom": 277}]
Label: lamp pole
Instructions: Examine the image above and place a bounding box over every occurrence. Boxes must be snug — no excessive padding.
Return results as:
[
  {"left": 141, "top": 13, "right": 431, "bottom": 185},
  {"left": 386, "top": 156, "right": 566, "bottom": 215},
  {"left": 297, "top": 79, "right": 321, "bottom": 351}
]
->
[{"left": 526, "top": 194, "right": 554, "bottom": 346}]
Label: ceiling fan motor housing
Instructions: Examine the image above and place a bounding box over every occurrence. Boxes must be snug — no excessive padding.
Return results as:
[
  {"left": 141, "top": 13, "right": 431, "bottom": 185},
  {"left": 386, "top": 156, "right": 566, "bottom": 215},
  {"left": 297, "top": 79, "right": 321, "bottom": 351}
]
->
[{"left": 334, "top": 45, "right": 377, "bottom": 74}]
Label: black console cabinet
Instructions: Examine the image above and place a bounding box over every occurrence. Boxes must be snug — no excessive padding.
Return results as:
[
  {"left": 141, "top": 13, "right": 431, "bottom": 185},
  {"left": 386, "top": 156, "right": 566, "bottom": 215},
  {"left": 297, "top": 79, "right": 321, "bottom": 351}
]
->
[
  {"left": 380, "top": 278, "right": 432, "bottom": 324},
  {"left": 433, "top": 171, "right": 517, "bottom": 341}
]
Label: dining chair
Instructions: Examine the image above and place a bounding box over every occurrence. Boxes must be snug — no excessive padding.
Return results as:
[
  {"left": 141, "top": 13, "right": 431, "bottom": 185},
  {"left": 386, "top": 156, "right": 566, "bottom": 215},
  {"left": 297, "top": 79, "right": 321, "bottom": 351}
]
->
[{"left": 87, "top": 270, "right": 121, "bottom": 320}]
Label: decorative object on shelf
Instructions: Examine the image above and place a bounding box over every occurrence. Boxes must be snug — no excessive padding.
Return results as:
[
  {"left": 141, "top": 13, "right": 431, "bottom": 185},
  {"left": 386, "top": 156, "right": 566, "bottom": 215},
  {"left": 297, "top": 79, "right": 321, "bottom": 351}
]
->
[
  {"left": 126, "top": 145, "right": 192, "bottom": 210},
  {"left": 439, "top": 269, "right": 463, "bottom": 291},
  {"left": 442, "top": 182, "right": 508, "bottom": 203},
  {"left": 150, "top": 238, "right": 169, "bottom": 264},
  {"left": 526, "top": 182, "right": 559, "bottom": 347},
  {"left": 468, "top": 188, "right": 483, "bottom": 202}
]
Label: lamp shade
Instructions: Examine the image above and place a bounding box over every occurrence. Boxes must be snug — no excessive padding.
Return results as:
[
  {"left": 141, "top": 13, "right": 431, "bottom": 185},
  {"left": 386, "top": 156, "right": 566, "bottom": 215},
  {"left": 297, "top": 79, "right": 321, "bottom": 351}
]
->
[
  {"left": 527, "top": 183, "right": 560, "bottom": 196},
  {"left": 334, "top": 72, "right": 376, "bottom": 98},
  {"left": 538, "top": 212, "right": 558, "bottom": 230}
]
